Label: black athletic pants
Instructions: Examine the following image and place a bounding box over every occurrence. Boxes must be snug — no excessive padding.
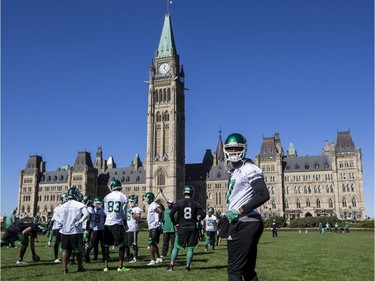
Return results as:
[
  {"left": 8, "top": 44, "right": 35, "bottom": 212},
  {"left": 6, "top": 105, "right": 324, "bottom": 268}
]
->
[
  {"left": 162, "top": 232, "right": 175, "bottom": 257},
  {"left": 227, "top": 220, "right": 263, "bottom": 281}
]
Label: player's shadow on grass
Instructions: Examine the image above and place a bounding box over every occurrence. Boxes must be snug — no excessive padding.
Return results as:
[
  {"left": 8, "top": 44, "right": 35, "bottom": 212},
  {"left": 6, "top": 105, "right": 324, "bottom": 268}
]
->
[
  {"left": 259, "top": 241, "right": 276, "bottom": 245},
  {"left": 1, "top": 260, "right": 64, "bottom": 269}
]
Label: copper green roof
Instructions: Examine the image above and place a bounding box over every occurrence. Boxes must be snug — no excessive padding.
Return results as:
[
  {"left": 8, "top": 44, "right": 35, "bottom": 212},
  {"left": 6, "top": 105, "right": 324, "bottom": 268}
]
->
[
  {"left": 288, "top": 143, "right": 296, "bottom": 155},
  {"left": 157, "top": 14, "right": 177, "bottom": 58}
]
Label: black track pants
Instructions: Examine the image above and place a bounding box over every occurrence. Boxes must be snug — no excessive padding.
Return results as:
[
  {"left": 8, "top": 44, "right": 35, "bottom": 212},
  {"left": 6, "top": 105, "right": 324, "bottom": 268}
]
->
[{"left": 227, "top": 220, "right": 263, "bottom": 281}]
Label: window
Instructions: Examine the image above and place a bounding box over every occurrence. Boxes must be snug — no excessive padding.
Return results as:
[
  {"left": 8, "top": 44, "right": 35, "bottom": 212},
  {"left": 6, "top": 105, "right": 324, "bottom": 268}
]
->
[
  {"left": 285, "top": 200, "right": 289, "bottom": 208},
  {"left": 297, "top": 199, "right": 301, "bottom": 208},
  {"left": 316, "top": 199, "right": 321, "bottom": 208},
  {"left": 164, "top": 111, "right": 169, "bottom": 121},
  {"left": 272, "top": 200, "right": 276, "bottom": 209},
  {"left": 156, "top": 112, "right": 162, "bottom": 122},
  {"left": 342, "top": 198, "right": 347, "bottom": 208},
  {"left": 157, "top": 171, "right": 165, "bottom": 186},
  {"left": 306, "top": 199, "right": 311, "bottom": 207},
  {"left": 352, "top": 198, "right": 357, "bottom": 207}
]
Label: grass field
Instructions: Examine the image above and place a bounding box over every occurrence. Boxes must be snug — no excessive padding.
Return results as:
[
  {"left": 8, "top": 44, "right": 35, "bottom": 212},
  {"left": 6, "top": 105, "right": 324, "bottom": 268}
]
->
[{"left": 1, "top": 230, "right": 373, "bottom": 281}]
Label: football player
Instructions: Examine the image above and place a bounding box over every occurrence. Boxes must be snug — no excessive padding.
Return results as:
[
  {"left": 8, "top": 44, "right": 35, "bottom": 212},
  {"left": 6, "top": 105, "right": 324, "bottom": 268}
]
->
[
  {"left": 86, "top": 196, "right": 106, "bottom": 262},
  {"left": 1, "top": 221, "right": 40, "bottom": 264},
  {"left": 49, "top": 193, "right": 67, "bottom": 262},
  {"left": 203, "top": 207, "right": 217, "bottom": 252},
  {"left": 166, "top": 185, "right": 205, "bottom": 272},
  {"left": 102, "top": 179, "right": 130, "bottom": 272},
  {"left": 143, "top": 192, "right": 163, "bottom": 266},
  {"left": 224, "top": 133, "right": 270, "bottom": 281},
  {"left": 125, "top": 195, "right": 142, "bottom": 263},
  {"left": 161, "top": 199, "right": 176, "bottom": 257},
  {"left": 54, "top": 187, "right": 89, "bottom": 273},
  {"left": 82, "top": 195, "right": 93, "bottom": 263}
]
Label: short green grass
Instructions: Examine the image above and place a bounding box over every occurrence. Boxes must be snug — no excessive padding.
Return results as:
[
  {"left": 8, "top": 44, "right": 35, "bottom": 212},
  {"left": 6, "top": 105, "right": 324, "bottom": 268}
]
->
[{"left": 1, "top": 230, "right": 373, "bottom": 281}]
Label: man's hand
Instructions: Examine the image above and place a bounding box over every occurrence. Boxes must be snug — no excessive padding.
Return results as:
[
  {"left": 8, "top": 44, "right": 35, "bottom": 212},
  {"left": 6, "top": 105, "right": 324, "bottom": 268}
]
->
[
  {"left": 227, "top": 209, "right": 240, "bottom": 223},
  {"left": 74, "top": 221, "right": 81, "bottom": 228}
]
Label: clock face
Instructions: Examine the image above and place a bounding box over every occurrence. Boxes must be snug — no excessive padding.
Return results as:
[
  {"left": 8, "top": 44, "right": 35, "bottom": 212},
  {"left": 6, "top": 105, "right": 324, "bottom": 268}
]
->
[{"left": 159, "top": 63, "right": 170, "bottom": 74}]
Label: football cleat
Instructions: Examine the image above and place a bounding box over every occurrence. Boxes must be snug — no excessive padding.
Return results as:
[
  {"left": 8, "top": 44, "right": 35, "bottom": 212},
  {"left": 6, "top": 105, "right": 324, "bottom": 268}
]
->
[
  {"left": 147, "top": 260, "right": 156, "bottom": 266},
  {"left": 103, "top": 267, "right": 109, "bottom": 272},
  {"left": 185, "top": 266, "right": 191, "bottom": 272},
  {"left": 167, "top": 265, "right": 174, "bottom": 272},
  {"left": 128, "top": 258, "right": 137, "bottom": 263},
  {"left": 77, "top": 268, "right": 86, "bottom": 272},
  {"left": 16, "top": 260, "right": 27, "bottom": 265},
  {"left": 156, "top": 258, "right": 163, "bottom": 263},
  {"left": 117, "top": 267, "right": 130, "bottom": 272},
  {"left": 54, "top": 258, "right": 61, "bottom": 263}
]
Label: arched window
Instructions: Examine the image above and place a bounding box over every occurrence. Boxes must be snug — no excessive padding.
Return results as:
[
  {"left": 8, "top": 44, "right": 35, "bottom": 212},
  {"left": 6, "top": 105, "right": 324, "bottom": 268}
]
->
[
  {"left": 157, "top": 170, "right": 165, "bottom": 186},
  {"left": 316, "top": 199, "right": 321, "bottom": 208},
  {"left": 285, "top": 200, "right": 289, "bottom": 209},
  {"left": 296, "top": 199, "right": 301, "bottom": 208},
  {"left": 272, "top": 200, "right": 276, "bottom": 209},
  {"left": 163, "top": 89, "right": 166, "bottom": 102},
  {"left": 164, "top": 111, "right": 169, "bottom": 121},
  {"left": 342, "top": 198, "right": 347, "bottom": 208},
  {"left": 352, "top": 197, "right": 357, "bottom": 207},
  {"left": 306, "top": 199, "right": 311, "bottom": 207},
  {"left": 329, "top": 198, "right": 334, "bottom": 208},
  {"left": 156, "top": 112, "right": 162, "bottom": 122}
]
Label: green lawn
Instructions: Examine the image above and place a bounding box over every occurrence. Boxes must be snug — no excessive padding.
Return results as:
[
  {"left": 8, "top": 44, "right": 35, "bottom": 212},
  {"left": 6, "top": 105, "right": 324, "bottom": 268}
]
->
[{"left": 1, "top": 230, "right": 374, "bottom": 281}]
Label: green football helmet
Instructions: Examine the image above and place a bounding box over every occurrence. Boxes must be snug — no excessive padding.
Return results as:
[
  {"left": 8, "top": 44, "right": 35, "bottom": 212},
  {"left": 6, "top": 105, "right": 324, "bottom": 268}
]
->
[
  {"left": 82, "top": 195, "right": 91, "bottom": 206},
  {"left": 208, "top": 207, "right": 214, "bottom": 213},
  {"left": 94, "top": 196, "right": 103, "bottom": 209},
  {"left": 67, "top": 187, "right": 81, "bottom": 201},
  {"left": 143, "top": 192, "right": 155, "bottom": 204},
  {"left": 223, "top": 133, "right": 248, "bottom": 162},
  {"left": 129, "top": 195, "right": 138, "bottom": 205},
  {"left": 183, "top": 185, "right": 195, "bottom": 196},
  {"left": 109, "top": 178, "right": 122, "bottom": 191},
  {"left": 60, "top": 193, "right": 68, "bottom": 203}
]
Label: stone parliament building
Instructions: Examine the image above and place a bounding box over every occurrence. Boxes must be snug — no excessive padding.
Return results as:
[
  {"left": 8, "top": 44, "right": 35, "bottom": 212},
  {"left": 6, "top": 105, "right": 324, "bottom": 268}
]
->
[{"left": 17, "top": 14, "right": 366, "bottom": 222}]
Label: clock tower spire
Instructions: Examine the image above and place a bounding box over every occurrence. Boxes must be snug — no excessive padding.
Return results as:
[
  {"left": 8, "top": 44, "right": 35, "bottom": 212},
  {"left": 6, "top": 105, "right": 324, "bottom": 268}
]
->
[{"left": 145, "top": 13, "right": 185, "bottom": 201}]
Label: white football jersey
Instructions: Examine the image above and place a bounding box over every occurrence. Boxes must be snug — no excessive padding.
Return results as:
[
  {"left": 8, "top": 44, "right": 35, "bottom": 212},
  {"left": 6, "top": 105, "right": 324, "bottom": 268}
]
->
[
  {"left": 127, "top": 206, "right": 142, "bottom": 232},
  {"left": 56, "top": 200, "right": 89, "bottom": 235},
  {"left": 147, "top": 201, "right": 161, "bottom": 230},
  {"left": 104, "top": 191, "right": 128, "bottom": 226},
  {"left": 204, "top": 215, "right": 217, "bottom": 232},
  {"left": 83, "top": 206, "right": 93, "bottom": 230},
  {"left": 51, "top": 204, "right": 62, "bottom": 230},
  {"left": 227, "top": 159, "right": 264, "bottom": 214}
]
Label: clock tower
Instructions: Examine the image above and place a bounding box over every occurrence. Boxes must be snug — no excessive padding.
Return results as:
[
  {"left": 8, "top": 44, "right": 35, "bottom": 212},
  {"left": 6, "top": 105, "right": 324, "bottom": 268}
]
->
[{"left": 145, "top": 13, "right": 186, "bottom": 201}]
